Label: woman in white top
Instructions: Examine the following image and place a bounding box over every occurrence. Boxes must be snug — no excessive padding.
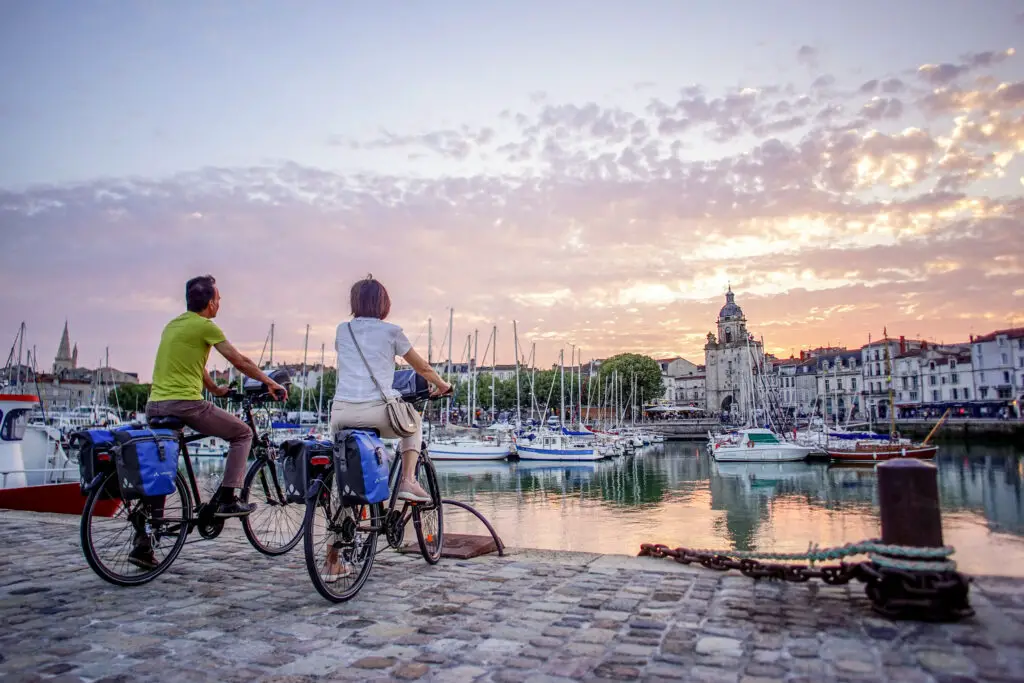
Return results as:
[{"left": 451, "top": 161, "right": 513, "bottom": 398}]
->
[{"left": 330, "top": 276, "right": 452, "bottom": 503}]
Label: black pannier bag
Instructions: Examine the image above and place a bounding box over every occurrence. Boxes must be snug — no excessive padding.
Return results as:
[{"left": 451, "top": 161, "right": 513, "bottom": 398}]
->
[
  {"left": 69, "top": 429, "right": 117, "bottom": 497},
  {"left": 280, "top": 438, "right": 334, "bottom": 503}
]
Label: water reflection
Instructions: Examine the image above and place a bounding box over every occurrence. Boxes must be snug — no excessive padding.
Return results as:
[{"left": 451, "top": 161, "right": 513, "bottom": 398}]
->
[{"left": 195, "top": 440, "right": 1024, "bottom": 577}]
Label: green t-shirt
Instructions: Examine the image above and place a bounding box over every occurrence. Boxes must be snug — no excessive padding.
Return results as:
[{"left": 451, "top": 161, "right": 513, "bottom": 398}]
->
[{"left": 149, "top": 312, "right": 227, "bottom": 402}]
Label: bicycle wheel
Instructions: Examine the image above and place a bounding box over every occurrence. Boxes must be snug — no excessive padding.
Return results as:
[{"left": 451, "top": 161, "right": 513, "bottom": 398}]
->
[
  {"left": 302, "top": 471, "right": 382, "bottom": 603},
  {"left": 80, "top": 470, "right": 192, "bottom": 586},
  {"left": 412, "top": 455, "right": 444, "bottom": 564},
  {"left": 241, "top": 458, "right": 304, "bottom": 555}
]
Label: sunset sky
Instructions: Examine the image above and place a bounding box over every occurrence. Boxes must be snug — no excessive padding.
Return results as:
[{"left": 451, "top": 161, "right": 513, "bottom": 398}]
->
[{"left": 2, "top": 1, "right": 1023, "bottom": 380}]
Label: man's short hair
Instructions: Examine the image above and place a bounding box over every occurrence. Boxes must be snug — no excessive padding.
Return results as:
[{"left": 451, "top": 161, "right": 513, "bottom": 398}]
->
[
  {"left": 186, "top": 275, "right": 217, "bottom": 313},
  {"left": 350, "top": 276, "right": 391, "bottom": 320}
]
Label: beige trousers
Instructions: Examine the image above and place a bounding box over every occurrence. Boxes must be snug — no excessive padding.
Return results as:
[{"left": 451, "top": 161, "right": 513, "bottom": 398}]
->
[{"left": 329, "top": 399, "right": 423, "bottom": 453}]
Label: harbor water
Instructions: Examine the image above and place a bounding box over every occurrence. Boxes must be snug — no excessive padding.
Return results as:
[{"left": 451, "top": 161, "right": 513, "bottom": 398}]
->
[{"left": 198, "top": 439, "right": 1024, "bottom": 577}]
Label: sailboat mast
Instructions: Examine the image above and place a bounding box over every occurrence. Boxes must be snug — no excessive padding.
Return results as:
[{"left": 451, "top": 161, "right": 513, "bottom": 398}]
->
[
  {"left": 15, "top": 323, "right": 24, "bottom": 390},
  {"left": 445, "top": 308, "right": 454, "bottom": 426},
  {"left": 317, "top": 343, "right": 325, "bottom": 430},
  {"left": 473, "top": 330, "right": 479, "bottom": 425},
  {"left": 559, "top": 349, "right": 565, "bottom": 428},
  {"left": 491, "top": 324, "right": 497, "bottom": 421},
  {"left": 427, "top": 317, "right": 433, "bottom": 366},
  {"left": 530, "top": 342, "right": 537, "bottom": 423},
  {"left": 884, "top": 330, "right": 896, "bottom": 439},
  {"left": 269, "top": 322, "right": 275, "bottom": 369},
  {"left": 300, "top": 324, "right": 310, "bottom": 415},
  {"left": 513, "top": 320, "right": 521, "bottom": 427},
  {"left": 577, "top": 350, "right": 583, "bottom": 429}
]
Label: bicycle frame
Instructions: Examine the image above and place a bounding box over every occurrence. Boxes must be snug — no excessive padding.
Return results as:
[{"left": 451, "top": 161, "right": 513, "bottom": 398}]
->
[{"left": 175, "top": 397, "right": 281, "bottom": 524}]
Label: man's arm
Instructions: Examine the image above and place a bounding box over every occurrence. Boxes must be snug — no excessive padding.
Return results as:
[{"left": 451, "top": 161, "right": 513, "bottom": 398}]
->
[
  {"left": 203, "top": 370, "right": 230, "bottom": 397},
  {"left": 214, "top": 340, "right": 288, "bottom": 399}
]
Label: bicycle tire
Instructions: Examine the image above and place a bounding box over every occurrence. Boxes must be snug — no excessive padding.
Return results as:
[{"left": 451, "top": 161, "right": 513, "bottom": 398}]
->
[
  {"left": 80, "top": 470, "right": 192, "bottom": 587},
  {"left": 240, "top": 458, "right": 304, "bottom": 556},
  {"left": 412, "top": 455, "right": 444, "bottom": 564},
  {"left": 302, "top": 472, "right": 382, "bottom": 603}
]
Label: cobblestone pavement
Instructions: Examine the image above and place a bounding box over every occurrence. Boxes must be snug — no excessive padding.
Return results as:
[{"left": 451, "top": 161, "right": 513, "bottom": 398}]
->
[{"left": 1, "top": 511, "right": 1023, "bottom": 683}]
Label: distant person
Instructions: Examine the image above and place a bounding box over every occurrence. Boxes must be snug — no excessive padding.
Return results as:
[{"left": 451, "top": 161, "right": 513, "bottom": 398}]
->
[{"left": 137, "top": 275, "right": 287, "bottom": 569}]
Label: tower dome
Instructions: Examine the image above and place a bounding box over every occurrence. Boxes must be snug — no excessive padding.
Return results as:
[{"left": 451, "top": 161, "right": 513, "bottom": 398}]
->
[{"left": 718, "top": 286, "right": 743, "bottom": 320}]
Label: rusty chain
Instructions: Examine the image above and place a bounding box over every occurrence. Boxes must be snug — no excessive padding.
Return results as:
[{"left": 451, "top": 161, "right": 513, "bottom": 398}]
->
[{"left": 639, "top": 543, "right": 974, "bottom": 622}]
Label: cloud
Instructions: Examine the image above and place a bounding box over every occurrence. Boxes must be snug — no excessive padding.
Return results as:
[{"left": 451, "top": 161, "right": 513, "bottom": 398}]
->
[
  {"left": 861, "top": 96, "right": 904, "bottom": 120},
  {"left": 4, "top": 45, "right": 1024, "bottom": 377},
  {"left": 917, "top": 48, "right": 1016, "bottom": 86},
  {"left": 797, "top": 45, "right": 818, "bottom": 67}
]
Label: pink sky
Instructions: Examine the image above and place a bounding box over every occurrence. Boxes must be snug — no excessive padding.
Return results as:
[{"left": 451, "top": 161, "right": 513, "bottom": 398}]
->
[{"left": 2, "top": 6, "right": 1023, "bottom": 381}]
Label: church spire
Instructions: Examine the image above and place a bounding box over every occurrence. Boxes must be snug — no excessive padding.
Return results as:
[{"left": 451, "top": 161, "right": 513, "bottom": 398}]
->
[{"left": 56, "top": 321, "right": 72, "bottom": 361}]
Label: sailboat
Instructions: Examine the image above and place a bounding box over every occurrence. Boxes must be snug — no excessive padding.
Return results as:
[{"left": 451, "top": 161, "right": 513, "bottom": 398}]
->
[
  {"left": 426, "top": 317, "right": 513, "bottom": 461},
  {"left": 518, "top": 349, "right": 601, "bottom": 461},
  {"left": 825, "top": 330, "right": 945, "bottom": 463},
  {"left": 709, "top": 334, "right": 815, "bottom": 462}
]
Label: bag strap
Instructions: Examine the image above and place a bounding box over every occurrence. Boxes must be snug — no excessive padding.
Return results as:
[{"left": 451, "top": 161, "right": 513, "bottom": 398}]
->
[{"left": 347, "top": 324, "right": 389, "bottom": 403}]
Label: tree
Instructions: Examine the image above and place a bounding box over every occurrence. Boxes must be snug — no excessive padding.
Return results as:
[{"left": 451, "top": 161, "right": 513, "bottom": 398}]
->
[
  {"left": 108, "top": 383, "right": 151, "bottom": 415},
  {"left": 596, "top": 354, "right": 664, "bottom": 412}
]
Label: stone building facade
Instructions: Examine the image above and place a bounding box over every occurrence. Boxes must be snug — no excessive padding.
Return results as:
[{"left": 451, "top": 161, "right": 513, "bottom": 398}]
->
[{"left": 703, "top": 287, "right": 764, "bottom": 417}]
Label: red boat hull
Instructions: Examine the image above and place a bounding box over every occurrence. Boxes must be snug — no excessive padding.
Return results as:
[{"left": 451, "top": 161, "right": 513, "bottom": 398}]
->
[
  {"left": 826, "top": 444, "right": 939, "bottom": 462},
  {"left": 0, "top": 482, "right": 121, "bottom": 517}
]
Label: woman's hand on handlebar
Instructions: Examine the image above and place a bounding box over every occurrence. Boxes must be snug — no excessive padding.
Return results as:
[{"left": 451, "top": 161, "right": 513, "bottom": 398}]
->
[{"left": 429, "top": 380, "right": 453, "bottom": 398}]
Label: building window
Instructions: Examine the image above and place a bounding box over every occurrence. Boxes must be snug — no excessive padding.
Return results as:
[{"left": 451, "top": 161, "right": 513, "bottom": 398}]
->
[
  {"left": 929, "top": 376, "right": 936, "bottom": 386},
  {"left": 980, "top": 372, "right": 985, "bottom": 381},
  {"left": 963, "top": 388, "right": 969, "bottom": 400},
  {"left": 837, "top": 379, "right": 843, "bottom": 390},
  {"left": 932, "top": 390, "right": 939, "bottom": 401},
  {"left": 1004, "top": 371, "right": 1011, "bottom": 384},
  {"left": 852, "top": 378, "right": 857, "bottom": 391},
  {"left": 952, "top": 388, "right": 958, "bottom": 400},
  {"left": 902, "top": 377, "right": 908, "bottom": 389},
  {"left": 825, "top": 380, "right": 830, "bottom": 392},
  {"left": 1002, "top": 353, "right": 1009, "bottom": 364},
  {"left": 951, "top": 373, "right": 958, "bottom": 384},
  {"left": 950, "top": 359, "right": 957, "bottom": 369}
]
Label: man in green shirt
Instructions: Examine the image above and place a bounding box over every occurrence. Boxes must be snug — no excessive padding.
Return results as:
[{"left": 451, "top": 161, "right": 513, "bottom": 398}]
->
[{"left": 137, "top": 275, "right": 287, "bottom": 569}]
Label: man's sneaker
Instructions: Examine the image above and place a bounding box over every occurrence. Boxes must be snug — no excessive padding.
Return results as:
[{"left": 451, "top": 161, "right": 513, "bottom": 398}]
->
[
  {"left": 128, "top": 544, "right": 159, "bottom": 571},
  {"left": 214, "top": 497, "right": 257, "bottom": 518}
]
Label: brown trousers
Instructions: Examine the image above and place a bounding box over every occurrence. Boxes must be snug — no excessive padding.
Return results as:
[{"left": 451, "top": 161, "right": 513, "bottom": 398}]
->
[{"left": 147, "top": 399, "right": 253, "bottom": 488}]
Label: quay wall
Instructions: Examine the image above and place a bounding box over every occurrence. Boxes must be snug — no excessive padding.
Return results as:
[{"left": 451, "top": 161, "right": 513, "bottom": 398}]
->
[
  {"left": 646, "top": 418, "right": 1024, "bottom": 442},
  {"left": 892, "top": 418, "right": 1023, "bottom": 443}
]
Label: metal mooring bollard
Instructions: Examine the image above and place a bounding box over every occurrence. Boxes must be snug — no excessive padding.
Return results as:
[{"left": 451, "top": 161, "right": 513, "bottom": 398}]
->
[
  {"left": 878, "top": 459, "right": 944, "bottom": 548},
  {"left": 869, "top": 459, "right": 973, "bottom": 621}
]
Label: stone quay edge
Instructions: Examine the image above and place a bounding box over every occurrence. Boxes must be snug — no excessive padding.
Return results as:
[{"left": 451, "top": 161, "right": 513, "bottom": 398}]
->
[{"left": 1, "top": 510, "right": 1023, "bottom": 683}]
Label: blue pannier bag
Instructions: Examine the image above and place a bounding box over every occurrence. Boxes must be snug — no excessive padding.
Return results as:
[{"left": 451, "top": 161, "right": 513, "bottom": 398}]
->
[
  {"left": 69, "top": 429, "right": 117, "bottom": 497},
  {"left": 280, "top": 437, "right": 334, "bottom": 503},
  {"left": 333, "top": 429, "right": 390, "bottom": 505},
  {"left": 112, "top": 428, "right": 180, "bottom": 499}
]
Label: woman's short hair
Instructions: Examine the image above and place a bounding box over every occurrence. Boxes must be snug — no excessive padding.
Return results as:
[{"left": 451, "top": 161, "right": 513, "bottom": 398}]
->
[{"left": 350, "top": 276, "right": 391, "bottom": 319}]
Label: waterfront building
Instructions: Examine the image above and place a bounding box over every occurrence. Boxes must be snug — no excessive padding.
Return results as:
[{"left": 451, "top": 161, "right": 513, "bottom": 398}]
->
[
  {"left": 971, "top": 327, "right": 1024, "bottom": 405},
  {"left": 860, "top": 336, "right": 925, "bottom": 419},
  {"left": 703, "top": 287, "right": 765, "bottom": 417},
  {"left": 655, "top": 356, "right": 704, "bottom": 405},
  {"left": 773, "top": 356, "right": 817, "bottom": 417},
  {"left": 813, "top": 349, "right": 863, "bottom": 422}
]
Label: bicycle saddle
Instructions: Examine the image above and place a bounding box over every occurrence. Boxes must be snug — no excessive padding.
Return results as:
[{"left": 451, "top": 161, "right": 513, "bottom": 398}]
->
[{"left": 148, "top": 416, "right": 185, "bottom": 430}]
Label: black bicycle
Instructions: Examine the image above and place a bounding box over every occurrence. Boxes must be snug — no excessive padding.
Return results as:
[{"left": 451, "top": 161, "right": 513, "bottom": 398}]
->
[
  {"left": 79, "top": 373, "right": 305, "bottom": 586},
  {"left": 302, "top": 395, "right": 447, "bottom": 603}
]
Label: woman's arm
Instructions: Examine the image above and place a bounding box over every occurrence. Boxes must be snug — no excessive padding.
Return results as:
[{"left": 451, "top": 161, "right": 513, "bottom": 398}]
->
[{"left": 402, "top": 348, "right": 451, "bottom": 394}]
